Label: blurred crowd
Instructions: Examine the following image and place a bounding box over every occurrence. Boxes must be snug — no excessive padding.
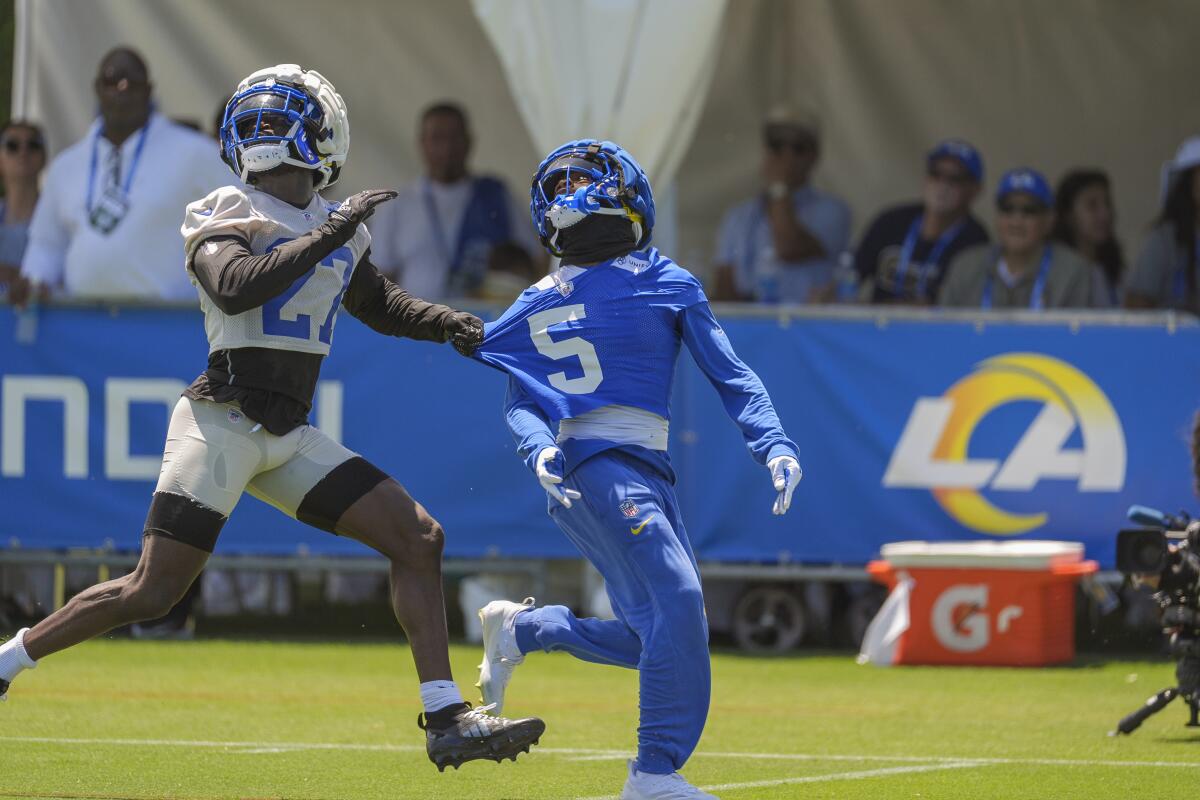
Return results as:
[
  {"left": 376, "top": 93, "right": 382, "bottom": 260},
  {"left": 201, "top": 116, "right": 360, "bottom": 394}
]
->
[
  {"left": 711, "top": 104, "right": 1196, "bottom": 312},
  {"left": 2, "top": 46, "right": 1198, "bottom": 315}
]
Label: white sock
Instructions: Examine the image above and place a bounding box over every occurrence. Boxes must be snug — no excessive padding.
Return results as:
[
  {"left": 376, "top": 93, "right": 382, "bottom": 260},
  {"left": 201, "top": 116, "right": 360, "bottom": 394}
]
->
[
  {"left": 419, "top": 680, "right": 465, "bottom": 714},
  {"left": 0, "top": 628, "right": 38, "bottom": 683}
]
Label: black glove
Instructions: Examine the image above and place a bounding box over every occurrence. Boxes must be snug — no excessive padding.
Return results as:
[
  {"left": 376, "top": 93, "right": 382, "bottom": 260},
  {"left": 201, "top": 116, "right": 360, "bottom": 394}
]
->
[
  {"left": 445, "top": 311, "right": 484, "bottom": 356},
  {"left": 329, "top": 189, "right": 399, "bottom": 227}
]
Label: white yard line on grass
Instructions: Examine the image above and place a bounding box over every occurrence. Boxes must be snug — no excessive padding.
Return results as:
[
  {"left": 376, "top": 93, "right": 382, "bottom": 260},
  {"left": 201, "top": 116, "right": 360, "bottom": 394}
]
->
[
  {"left": 575, "top": 762, "right": 985, "bottom": 800},
  {"left": 553, "top": 748, "right": 1200, "bottom": 770},
  {"left": 3, "top": 735, "right": 1200, "bottom": 771}
]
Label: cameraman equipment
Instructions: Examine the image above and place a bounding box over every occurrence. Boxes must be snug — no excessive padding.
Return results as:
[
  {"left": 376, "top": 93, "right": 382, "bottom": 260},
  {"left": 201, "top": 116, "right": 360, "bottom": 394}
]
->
[{"left": 1111, "top": 505, "right": 1200, "bottom": 736}]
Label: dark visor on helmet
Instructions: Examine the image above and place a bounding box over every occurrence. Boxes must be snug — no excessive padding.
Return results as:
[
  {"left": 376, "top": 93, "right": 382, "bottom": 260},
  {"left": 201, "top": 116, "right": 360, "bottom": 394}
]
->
[
  {"left": 539, "top": 154, "right": 607, "bottom": 198},
  {"left": 228, "top": 86, "right": 322, "bottom": 141}
]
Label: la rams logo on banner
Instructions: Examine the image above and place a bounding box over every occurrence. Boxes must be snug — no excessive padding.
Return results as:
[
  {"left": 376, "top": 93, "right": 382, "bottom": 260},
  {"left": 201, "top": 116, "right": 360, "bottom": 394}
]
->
[{"left": 883, "top": 353, "right": 1126, "bottom": 535}]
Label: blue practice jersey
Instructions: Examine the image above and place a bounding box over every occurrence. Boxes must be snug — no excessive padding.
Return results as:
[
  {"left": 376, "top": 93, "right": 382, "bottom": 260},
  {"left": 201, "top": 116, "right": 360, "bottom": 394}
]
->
[{"left": 473, "top": 248, "right": 798, "bottom": 479}]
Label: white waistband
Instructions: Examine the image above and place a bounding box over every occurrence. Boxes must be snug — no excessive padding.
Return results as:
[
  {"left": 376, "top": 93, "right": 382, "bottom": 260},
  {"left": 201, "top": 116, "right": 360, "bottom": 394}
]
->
[{"left": 557, "top": 405, "right": 669, "bottom": 451}]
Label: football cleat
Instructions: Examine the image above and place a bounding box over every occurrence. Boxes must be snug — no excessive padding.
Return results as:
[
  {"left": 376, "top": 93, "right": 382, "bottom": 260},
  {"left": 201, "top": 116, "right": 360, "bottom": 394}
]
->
[
  {"left": 620, "top": 760, "right": 719, "bottom": 800},
  {"left": 476, "top": 597, "right": 535, "bottom": 714},
  {"left": 0, "top": 678, "right": 8, "bottom": 702},
  {"left": 418, "top": 702, "right": 545, "bottom": 772}
]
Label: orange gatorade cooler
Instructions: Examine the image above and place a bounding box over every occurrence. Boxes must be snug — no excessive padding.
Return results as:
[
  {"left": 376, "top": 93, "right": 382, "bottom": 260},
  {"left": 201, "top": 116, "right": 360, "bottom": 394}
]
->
[{"left": 866, "top": 541, "right": 1098, "bottom": 666}]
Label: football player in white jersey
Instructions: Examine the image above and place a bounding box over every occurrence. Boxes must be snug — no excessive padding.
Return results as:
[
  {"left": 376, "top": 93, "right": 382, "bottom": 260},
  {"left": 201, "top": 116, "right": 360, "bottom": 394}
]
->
[{"left": 0, "top": 64, "right": 544, "bottom": 771}]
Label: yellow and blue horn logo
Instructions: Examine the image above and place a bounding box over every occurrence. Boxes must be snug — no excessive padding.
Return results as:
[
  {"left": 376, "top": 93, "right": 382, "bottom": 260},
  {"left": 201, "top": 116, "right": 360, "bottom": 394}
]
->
[{"left": 882, "top": 353, "right": 1126, "bottom": 535}]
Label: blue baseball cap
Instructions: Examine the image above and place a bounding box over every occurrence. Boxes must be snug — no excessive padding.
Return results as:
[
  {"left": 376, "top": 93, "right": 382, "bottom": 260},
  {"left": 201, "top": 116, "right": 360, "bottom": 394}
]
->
[
  {"left": 927, "top": 139, "right": 983, "bottom": 182},
  {"left": 995, "top": 167, "right": 1053, "bottom": 208}
]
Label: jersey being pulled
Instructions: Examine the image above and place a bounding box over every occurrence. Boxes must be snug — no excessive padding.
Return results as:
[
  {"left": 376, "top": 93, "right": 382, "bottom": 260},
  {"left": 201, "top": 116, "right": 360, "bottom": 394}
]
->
[
  {"left": 473, "top": 248, "right": 798, "bottom": 477},
  {"left": 477, "top": 250, "right": 695, "bottom": 421},
  {"left": 181, "top": 184, "right": 371, "bottom": 356}
]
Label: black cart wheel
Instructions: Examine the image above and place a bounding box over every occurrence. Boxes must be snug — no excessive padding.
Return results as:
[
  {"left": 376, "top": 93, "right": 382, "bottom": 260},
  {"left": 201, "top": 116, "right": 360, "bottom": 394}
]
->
[{"left": 731, "top": 585, "right": 806, "bottom": 653}]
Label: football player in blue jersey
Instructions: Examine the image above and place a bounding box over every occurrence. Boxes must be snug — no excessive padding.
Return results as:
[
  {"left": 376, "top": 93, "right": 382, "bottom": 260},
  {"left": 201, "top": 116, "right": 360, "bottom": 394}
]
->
[{"left": 471, "top": 140, "right": 802, "bottom": 800}]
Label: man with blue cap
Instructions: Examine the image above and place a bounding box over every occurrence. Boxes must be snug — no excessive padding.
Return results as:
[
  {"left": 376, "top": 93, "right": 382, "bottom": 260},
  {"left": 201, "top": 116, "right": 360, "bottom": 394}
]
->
[
  {"left": 855, "top": 139, "right": 990, "bottom": 304},
  {"left": 939, "top": 167, "right": 1095, "bottom": 309}
]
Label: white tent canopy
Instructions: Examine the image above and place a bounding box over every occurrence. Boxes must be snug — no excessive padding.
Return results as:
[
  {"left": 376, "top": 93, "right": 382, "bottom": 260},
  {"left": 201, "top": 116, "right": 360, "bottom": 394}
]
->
[
  {"left": 471, "top": 0, "right": 725, "bottom": 187},
  {"left": 14, "top": 0, "right": 1200, "bottom": 277}
]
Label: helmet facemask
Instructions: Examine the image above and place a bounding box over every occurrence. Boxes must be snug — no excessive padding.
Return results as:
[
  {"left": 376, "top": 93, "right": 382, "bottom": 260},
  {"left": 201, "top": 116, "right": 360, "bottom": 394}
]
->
[
  {"left": 534, "top": 149, "right": 644, "bottom": 256},
  {"left": 221, "top": 64, "right": 349, "bottom": 191}
]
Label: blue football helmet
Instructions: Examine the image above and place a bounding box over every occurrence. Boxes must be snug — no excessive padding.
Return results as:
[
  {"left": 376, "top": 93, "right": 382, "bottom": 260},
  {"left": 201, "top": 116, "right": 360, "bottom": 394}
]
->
[
  {"left": 220, "top": 64, "right": 349, "bottom": 191},
  {"left": 530, "top": 140, "right": 654, "bottom": 256}
]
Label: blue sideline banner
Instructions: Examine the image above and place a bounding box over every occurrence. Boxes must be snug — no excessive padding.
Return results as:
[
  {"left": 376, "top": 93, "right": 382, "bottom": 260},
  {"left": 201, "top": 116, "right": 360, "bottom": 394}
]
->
[
  {"left": 1, "top": 306, "right": 1196, "bottom": 567},
  {"left": 0, "top": 305, "right": 562, "bottom": 558}
]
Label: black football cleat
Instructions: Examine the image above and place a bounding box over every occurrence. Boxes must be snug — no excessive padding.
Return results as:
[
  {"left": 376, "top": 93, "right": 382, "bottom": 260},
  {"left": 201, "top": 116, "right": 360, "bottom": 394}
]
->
[
  {"left": 418, "top": 702, "right": 545, "bottom": 772},
  {"left": 0, "top": 678, "right": 8, "bottom": 701}
]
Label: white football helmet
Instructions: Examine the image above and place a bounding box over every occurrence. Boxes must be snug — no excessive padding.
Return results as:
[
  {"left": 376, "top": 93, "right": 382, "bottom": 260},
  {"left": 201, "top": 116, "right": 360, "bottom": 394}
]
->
[{"left": 219, "top": 63, "right": 349, "bottom": 190}]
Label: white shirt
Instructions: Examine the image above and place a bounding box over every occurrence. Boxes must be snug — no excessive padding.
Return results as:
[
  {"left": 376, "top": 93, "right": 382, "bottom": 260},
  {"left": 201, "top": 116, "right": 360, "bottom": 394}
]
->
[
  {"left": 716, "top": 185, "right": 852, "bottom": 303},
  {"left": 21, "top": 113, "right": 231, "bottom": 301},
  {"left": 368, "top": 175, "right": 537, "bottom": 300}
]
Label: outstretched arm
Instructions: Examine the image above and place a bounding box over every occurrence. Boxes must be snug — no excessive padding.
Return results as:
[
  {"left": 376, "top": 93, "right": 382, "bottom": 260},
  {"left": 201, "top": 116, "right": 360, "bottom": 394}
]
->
[
  {"left": 190, "top": 226, "right": 356, "bottom": 316},
  {"left": 681, "top": 298, "right": 801, "bottom": 514},
  {"left": 680, "top": 300, "right": 798, "bottom": 464},
  {"left": 342, "top": 250, "right": 471, "bottom": 343}
]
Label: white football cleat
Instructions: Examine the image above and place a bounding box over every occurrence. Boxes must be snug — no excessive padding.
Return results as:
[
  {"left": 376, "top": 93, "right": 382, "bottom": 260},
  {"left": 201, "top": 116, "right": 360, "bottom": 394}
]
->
[
  {"left": 620, "top": 760, "right": 719, "bottom": 800},
  {"left": 476, "top": 597, "right": 535, "bottom": 714}
]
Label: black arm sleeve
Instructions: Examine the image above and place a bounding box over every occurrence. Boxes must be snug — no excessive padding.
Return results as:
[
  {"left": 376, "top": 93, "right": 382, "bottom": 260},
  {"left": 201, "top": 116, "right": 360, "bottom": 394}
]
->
[
  {"left": 342, "top": 250, "right": 456, "bottom": 341},
  {"left": 190, "top": 220, "right": 357, "bottom": 316}
]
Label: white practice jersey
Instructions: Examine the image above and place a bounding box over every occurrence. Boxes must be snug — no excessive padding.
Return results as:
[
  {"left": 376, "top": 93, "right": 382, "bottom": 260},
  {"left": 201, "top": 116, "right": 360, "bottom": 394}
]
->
[{"left": 181, "top": 185, "right": 371, "bottom": 356}]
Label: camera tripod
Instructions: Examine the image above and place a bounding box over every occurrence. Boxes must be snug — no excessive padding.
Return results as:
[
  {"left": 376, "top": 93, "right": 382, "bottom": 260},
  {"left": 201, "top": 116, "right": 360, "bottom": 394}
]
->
[{"left": 1111, "top": 653, "right": 1200, "bottom": 736}]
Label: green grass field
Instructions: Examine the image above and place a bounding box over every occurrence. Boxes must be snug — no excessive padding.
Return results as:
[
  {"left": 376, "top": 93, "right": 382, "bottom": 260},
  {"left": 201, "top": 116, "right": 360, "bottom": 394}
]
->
[{"left": 2, "top": 639, "right": 1199, "bottom": 799}]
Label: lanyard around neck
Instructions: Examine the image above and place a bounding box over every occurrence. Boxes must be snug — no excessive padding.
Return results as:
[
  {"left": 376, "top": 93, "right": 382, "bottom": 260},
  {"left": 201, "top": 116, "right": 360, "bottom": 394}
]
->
[
  {"left": 86, "top": 119, "right": 150, "bottom": 212},
  {"left": 422, "top": 178, "right": 467, "bottom": 274},
  {"left": 894, "top": 214, "right": 966, "bottom": 297},
  {"left": 981, "top": 245, "right": 1052, "bottom": 310}
]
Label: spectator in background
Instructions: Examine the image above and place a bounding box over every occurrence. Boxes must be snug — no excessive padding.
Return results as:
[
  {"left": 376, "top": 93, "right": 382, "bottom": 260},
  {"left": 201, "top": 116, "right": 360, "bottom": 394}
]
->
[
  {"left": 939, "top": 168, "right": 1094, "bottom": 309},
  {"left": 0, "top": 121, "right": 46, "bottom": 299},
  {"left": 476, "top": 242, "right": 540, "bottom": 302},
  {"left": 1052, "top": 170, "right": 1124, "bottom": 306},
  {"left": 854, "top": 139, "right": 988, "bottom": 304},
  {"left": 369, "top": 101, "right": 539, "bottom": 299},
  {"left": 712, "top": 104, "right": 851, "bottom": 303},
  {"left": 1125, "top": 137, "right": 1200, "bottom": 311},
  {"left": 12, "top": 47, "right": 228, "bottom": 304}
]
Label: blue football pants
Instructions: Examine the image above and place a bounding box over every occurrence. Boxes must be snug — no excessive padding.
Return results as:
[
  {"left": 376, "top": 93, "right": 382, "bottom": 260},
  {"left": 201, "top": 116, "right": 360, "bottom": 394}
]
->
[{"left": 512, "top": 451, "right": 711, "bottom": 775}]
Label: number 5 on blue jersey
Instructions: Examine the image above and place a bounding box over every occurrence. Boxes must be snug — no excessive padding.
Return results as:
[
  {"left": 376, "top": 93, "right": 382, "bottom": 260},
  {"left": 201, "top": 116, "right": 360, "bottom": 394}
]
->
[{"left": 527, "top": 304, "right": 604, "bottom": 395}]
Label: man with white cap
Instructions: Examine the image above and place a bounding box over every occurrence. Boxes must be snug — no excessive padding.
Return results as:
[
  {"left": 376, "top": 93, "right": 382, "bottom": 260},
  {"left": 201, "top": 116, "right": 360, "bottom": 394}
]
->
[
  {"left": 711, "top": 104, "right": 851, "bottom": 303},
  {"left": 939, "top": 167, "right": 1095, "bottom": 309},
  {"left": 1125, "top": 136, "right": 1200, "bottom": 311}
]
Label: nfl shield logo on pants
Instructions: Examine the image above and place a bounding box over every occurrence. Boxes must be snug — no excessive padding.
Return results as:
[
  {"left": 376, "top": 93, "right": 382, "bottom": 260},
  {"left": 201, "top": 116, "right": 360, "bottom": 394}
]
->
[{"left": 619, "top": 499, "right": 640, "bottom": 518}]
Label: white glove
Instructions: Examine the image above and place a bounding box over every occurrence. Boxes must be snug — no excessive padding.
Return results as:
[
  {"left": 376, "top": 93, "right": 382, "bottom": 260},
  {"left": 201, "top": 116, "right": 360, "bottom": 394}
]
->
[
  {"left": 535, "top": 447, "right": 582, "bottom": 508},
  {"left": 768, "top": 455, "right": 802, "bottom": 515}
]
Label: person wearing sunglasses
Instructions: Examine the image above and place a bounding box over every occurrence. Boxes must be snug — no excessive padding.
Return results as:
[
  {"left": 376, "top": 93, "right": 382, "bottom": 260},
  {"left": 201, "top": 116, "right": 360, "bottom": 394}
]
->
[
  {"left": 712, "top": 104, "right": 850, "bottom": 303},
  {"left": 939, "top": 168, "right": 1095, "bottom": 309},
  {"left": 1125, "top": 137, "right": 1200, "bottom": 311},
  {"left": 14, "top": 47, "right": 229, "bottom": 305},
  {"left": 0, "top": 121, "right": 46, "bottom": 301},
  {"left": 854, "top": 139, "right": 989, "bottom": 304}
]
